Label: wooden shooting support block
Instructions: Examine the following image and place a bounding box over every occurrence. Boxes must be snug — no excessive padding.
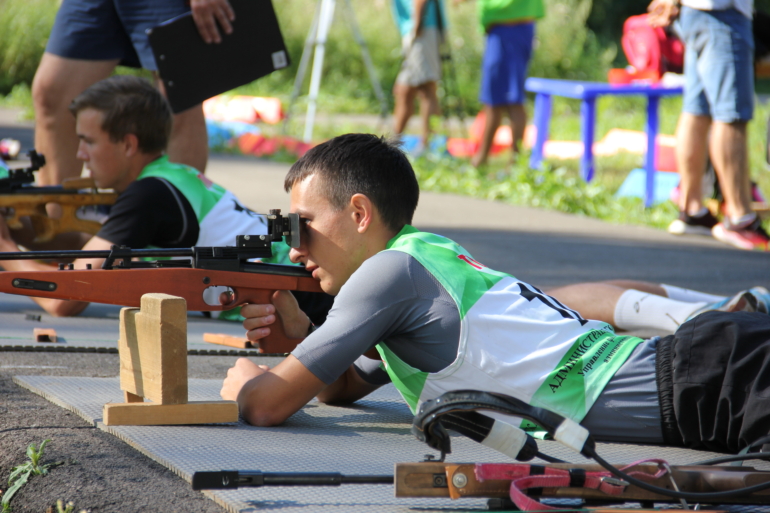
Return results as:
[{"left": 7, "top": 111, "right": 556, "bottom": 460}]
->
[
  {"left": 203, "top": 332, "right": 257, "bottom": 350},
  {"left": 33, "top": 328, "right": 57, "bottom": 342},
  {"left": 103, "top": 293, "right": 238, "bottom": 426}
]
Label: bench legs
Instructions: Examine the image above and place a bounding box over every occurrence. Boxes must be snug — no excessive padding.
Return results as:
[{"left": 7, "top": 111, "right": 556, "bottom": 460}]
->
[
  {"left": 644, "top": 96, "right": 660, "bottom": 207},
  {"left": 530, "top": 93, "right": 552, "bottom": 170},
  {"left": 580, "top": 97, "right": 596, "bottom": 182}
]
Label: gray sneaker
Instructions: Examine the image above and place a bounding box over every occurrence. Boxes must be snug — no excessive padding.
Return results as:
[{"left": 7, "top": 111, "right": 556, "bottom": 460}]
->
[{"left": 686, "top": 290, "right": 759, "bottom": 322}]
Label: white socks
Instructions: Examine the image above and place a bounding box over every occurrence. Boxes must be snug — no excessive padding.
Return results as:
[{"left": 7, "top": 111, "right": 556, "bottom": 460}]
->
[
  {"left": 660, "top": 284, "right": 725, "bottom": 304},
  {"left": 613, "top": 290, "right": 707, "bottom": 333}
]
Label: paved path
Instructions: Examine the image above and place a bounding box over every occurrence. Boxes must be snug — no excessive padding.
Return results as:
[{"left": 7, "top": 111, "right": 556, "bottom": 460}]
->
[{"left": 207, "top": 154, "right": 769, "bottom": 294}]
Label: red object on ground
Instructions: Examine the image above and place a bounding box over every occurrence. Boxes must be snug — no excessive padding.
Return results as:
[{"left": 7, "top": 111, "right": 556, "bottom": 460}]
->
[
  {"left": 203, "top": 95, "right": 284, "bottom": 124},
  {"left": 237, "top": 133, "right": 314, "bottom": 158},
  {"left": 607, "top": 67, "right": 661, "bottom": 84}
]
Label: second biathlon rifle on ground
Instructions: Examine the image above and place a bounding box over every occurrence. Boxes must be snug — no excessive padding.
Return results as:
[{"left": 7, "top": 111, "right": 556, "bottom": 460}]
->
[
  {"left": 0, "top": 210, "right": 323, "bottom": 353},
  {"left": 0, "top": 150, "right": 118, "bottom": 242},
  {"left": 193, "top": 390, "right": 770, "bottom": 511}
]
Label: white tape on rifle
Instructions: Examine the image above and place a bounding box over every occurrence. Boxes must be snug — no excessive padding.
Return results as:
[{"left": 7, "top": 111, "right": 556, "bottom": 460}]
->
[
  {"left": 481, "top": 420, "right": 528, "bottom": 459},
  {"left": 553, "top": 418, "right": 589, "bottom": 453}
]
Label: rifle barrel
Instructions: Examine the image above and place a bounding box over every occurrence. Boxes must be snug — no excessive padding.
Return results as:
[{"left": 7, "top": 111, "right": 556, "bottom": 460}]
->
[{"left": 0, "top": 248, "right": 193, "bottom": 261}]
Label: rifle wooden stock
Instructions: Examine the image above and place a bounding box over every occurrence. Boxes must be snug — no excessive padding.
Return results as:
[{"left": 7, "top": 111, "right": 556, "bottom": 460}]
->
[
  {"left": 395, "top": 462, "right": 770, "bottom": 505},
  {"left": 0, "top": 267, "right": 322, "bottom": 353},
  {"left": 0, "top": 187, "right": 118, "bottom": 242}
]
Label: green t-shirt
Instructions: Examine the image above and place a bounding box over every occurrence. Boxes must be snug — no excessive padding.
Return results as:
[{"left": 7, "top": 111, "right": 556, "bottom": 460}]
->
[{"left": 478, "top": 0, "right": 545, "bottom": 31}]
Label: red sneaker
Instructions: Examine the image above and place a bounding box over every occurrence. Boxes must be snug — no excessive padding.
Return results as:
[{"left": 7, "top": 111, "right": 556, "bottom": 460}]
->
[{"left": 712, "top": 216, "right": 770, "bottom": 251}]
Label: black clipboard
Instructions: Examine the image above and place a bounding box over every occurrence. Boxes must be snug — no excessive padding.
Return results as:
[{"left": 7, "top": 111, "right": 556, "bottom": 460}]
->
[{"left": 147, "top": 0, "right": 290, "bottom": 113}]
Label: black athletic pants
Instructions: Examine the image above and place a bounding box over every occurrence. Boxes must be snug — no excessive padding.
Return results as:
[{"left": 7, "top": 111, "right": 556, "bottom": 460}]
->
[{"left": 657, "top": 311, "right": 770, "bottom": 453}]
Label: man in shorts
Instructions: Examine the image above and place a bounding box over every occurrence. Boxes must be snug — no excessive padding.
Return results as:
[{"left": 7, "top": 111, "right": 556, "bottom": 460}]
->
[
  {"left": 31, "top": 0, "right": 235, "bottom": 187},
  {"left": 464, "top": 0, "right": 544, "bottom": 167},
  {"left": 391, "top": 0, "right": 447, "bottom": 150},
  {"left": 648, "top": 0, "right": 769, "bottom": 251},
  {"left": 219, "top": 133, "right": 770, "bottom": 454},
  {"left": 0, "top": 76, "right": 332, "bottom": 323}
]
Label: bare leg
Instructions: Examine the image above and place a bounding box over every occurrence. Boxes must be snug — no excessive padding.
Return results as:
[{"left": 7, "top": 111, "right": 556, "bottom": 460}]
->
[
  {"left": 393, "top": 82, "right": 418, "bottom": 135},
  {"left": 472, "top": 104, "right": 505, "bottom": 167},
  {"left": 167, "top": 104, "right": 208, "bottom": 173},
  {"left": 506, "top": 103, "right": 527, "bottom": 160},
  {"left": 416, "top": 81, "right": 439, "bottom": 148},
  {"left": 710, "top": 121, "right": 752, "bottom": 219},
  {"left": 32, "top": 54, "right": 118, "bottom": 186},
  {"left": 545, "top": 283, "right": 625, "bottom": 325},
  {"left": 601, "top": 280, "right": 666, "bottom": 296},
  {"left": 675, "top": 113, "right": 711, "bottom": 214}
]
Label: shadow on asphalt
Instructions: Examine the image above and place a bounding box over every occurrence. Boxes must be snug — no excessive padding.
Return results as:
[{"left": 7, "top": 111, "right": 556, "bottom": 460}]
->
[{"left": 422, "top": 226, "right": 770, "bottom": 295}]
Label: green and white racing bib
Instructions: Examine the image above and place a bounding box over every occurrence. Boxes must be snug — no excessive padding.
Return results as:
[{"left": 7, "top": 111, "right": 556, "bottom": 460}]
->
[{"left": 376, "top": 225, "right": 643, "bottom": 428}]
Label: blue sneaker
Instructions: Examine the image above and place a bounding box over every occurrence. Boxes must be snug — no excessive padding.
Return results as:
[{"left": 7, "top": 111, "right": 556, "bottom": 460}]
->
[
  {"left": 686, "top": 290, "right": 760, "bottom": 321},
  {"left": 748, "top": 286, "right": 770, "bottom": 314}
]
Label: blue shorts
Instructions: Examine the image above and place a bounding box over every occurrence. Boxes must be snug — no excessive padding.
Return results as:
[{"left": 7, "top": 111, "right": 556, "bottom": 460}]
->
[
  {"left": 678, "top": 6, "right": 754, "bottom": 122},
  {"left": 46, "top": 0, "right": 189, "bottom": 70},
  {"left": 479, "top": 23, "right": 534, "bottom": 106}
]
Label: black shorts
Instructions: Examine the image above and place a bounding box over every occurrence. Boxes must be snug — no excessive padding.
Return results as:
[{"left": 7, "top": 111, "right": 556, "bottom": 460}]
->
[
  {"left": 656, "top": 311, "right": 770, "bottom": 453},
  {"left": 45, "top": 0, "right": 189, "bottom": 70}
]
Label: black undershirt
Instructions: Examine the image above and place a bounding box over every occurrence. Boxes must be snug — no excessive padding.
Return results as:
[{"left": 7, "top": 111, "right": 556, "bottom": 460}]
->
[{"left": 97, "top": 177, "right": 199, "bottom": 248}]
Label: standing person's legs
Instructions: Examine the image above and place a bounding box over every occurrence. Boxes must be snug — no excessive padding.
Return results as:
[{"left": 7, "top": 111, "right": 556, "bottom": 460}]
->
[
  {"left": 679, "top": 7, "right": 765, "bottom": 249},
  {"left": 711, "top": 120, "right": 752, "bottom": 219},
  {"left": 416, "top": 81, "right": 440, "bottom": 148},
  {"left": 506, "top": 103, "right": 526, "bottom": 158},
  {"left": 473, "top": 22, "right": 533, "bottom": 167},
  {"left": 32, "top": 54, "right": 118, "bottom": 186},
  {"left": 668, "top": 6, "right": 719, "bottom": 235},
  {"left": 393, "top": 82, "right": 419, "bottom": 135},
  {"left": 473, "top": 105, "right": 505, "bottom": 167},
  {"left": 674, "top": 113, "right": 711, "bottom": 217},
  {"left": 157, "top": 74, "right": 208, "bottom": 172},
  {"left": 167, "top": 105, "right": 208, "bottom": 173},
  {"left": 392, "top": 27, "right": 442, "bottom": 148}
]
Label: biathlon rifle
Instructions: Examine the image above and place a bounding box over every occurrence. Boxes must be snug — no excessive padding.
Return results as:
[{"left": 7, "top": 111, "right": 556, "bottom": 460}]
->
[
  {"left": 193, "top": 390, "right": 770, "bottom": 510},
  {"left": 0, "top": 150, "right": 118, "bottom": 242},
  {"left": 0, "top": 210, "right": 323, "bottom": 353}
]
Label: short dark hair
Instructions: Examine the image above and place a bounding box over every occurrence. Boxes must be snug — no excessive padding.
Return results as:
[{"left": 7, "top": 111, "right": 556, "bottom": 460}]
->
[
  {"left": 69, "top": 75, "right": 172, "bottom": 154},
  {"left": 285, "top": 134, "right": 419, "bottom": 233}
]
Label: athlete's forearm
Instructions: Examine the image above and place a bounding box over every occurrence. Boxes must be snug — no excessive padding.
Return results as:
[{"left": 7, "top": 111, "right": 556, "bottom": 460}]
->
[{"left": 316, "top": 365, "right": 381, "bottom": 405}]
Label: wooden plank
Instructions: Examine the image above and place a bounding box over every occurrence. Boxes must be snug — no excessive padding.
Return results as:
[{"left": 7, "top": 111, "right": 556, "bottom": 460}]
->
[
  {"left": 103, "top": 401, "right": 239, "bottom": 426},
  {"left": 118, "top": 294, "right": 188, "bottom": 405},
  {"left": 33, "top": 328, "right": 57, "bottom": 343},
  {"left": 124, "top": 391, "right": 143, "bottom": 403},
  {"left": 203, "top": 332, "right": 256, "bottom": 349}
]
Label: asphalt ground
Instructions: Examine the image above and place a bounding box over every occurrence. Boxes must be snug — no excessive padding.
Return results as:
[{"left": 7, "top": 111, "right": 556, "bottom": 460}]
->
[{"left": 1, "top": 119, "right": 769, "bottom": 512}]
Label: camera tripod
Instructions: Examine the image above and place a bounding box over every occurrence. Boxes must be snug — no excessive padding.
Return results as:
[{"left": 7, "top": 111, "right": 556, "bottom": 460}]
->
[{"left": 284, "top": 0, "right": 389, "bottom": 143}]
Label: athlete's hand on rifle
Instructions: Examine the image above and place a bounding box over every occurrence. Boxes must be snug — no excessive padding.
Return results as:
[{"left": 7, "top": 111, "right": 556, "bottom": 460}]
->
[
  {"left": 191, "top": 0, "right": 235, "bottom": 44},
  {"left": 223, "top": 290, "right": 313, "bottom": 342},
  {"left": 647, "top": 0, "right": 679, "bottom": 28}
]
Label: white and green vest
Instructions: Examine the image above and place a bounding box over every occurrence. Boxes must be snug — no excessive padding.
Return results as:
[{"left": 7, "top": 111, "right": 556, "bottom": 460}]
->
[
  {"left": 138, "top": 156, "right": 268, "bottom": 247},
  {"left": 376, "top": 226, "right": 643, "bottom": 429}
]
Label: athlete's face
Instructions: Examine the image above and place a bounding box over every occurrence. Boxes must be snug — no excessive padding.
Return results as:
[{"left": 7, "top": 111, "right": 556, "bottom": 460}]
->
[
  {"left": 75, "top": 108, "right": 133, "bottom": 192},
  {"left": 288, "top": 174, "right": 370, "bottom": 296}
]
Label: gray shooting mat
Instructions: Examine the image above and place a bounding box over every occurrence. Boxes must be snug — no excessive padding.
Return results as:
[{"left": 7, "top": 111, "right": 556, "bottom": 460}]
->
[
  {"left": 0, "top": 293, "right": 253, "bottom": 353},
  {"left": 13, "top": 374, "right": 770, "bottom": 513}
]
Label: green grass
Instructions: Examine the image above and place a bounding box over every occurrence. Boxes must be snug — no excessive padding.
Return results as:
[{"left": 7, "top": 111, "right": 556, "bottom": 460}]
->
[
  {"left": 2, "top": 440, "right": 61, "bottom": 512},
  {"left": 1, "top": 0, "right": 767, "bottom": 233}
]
